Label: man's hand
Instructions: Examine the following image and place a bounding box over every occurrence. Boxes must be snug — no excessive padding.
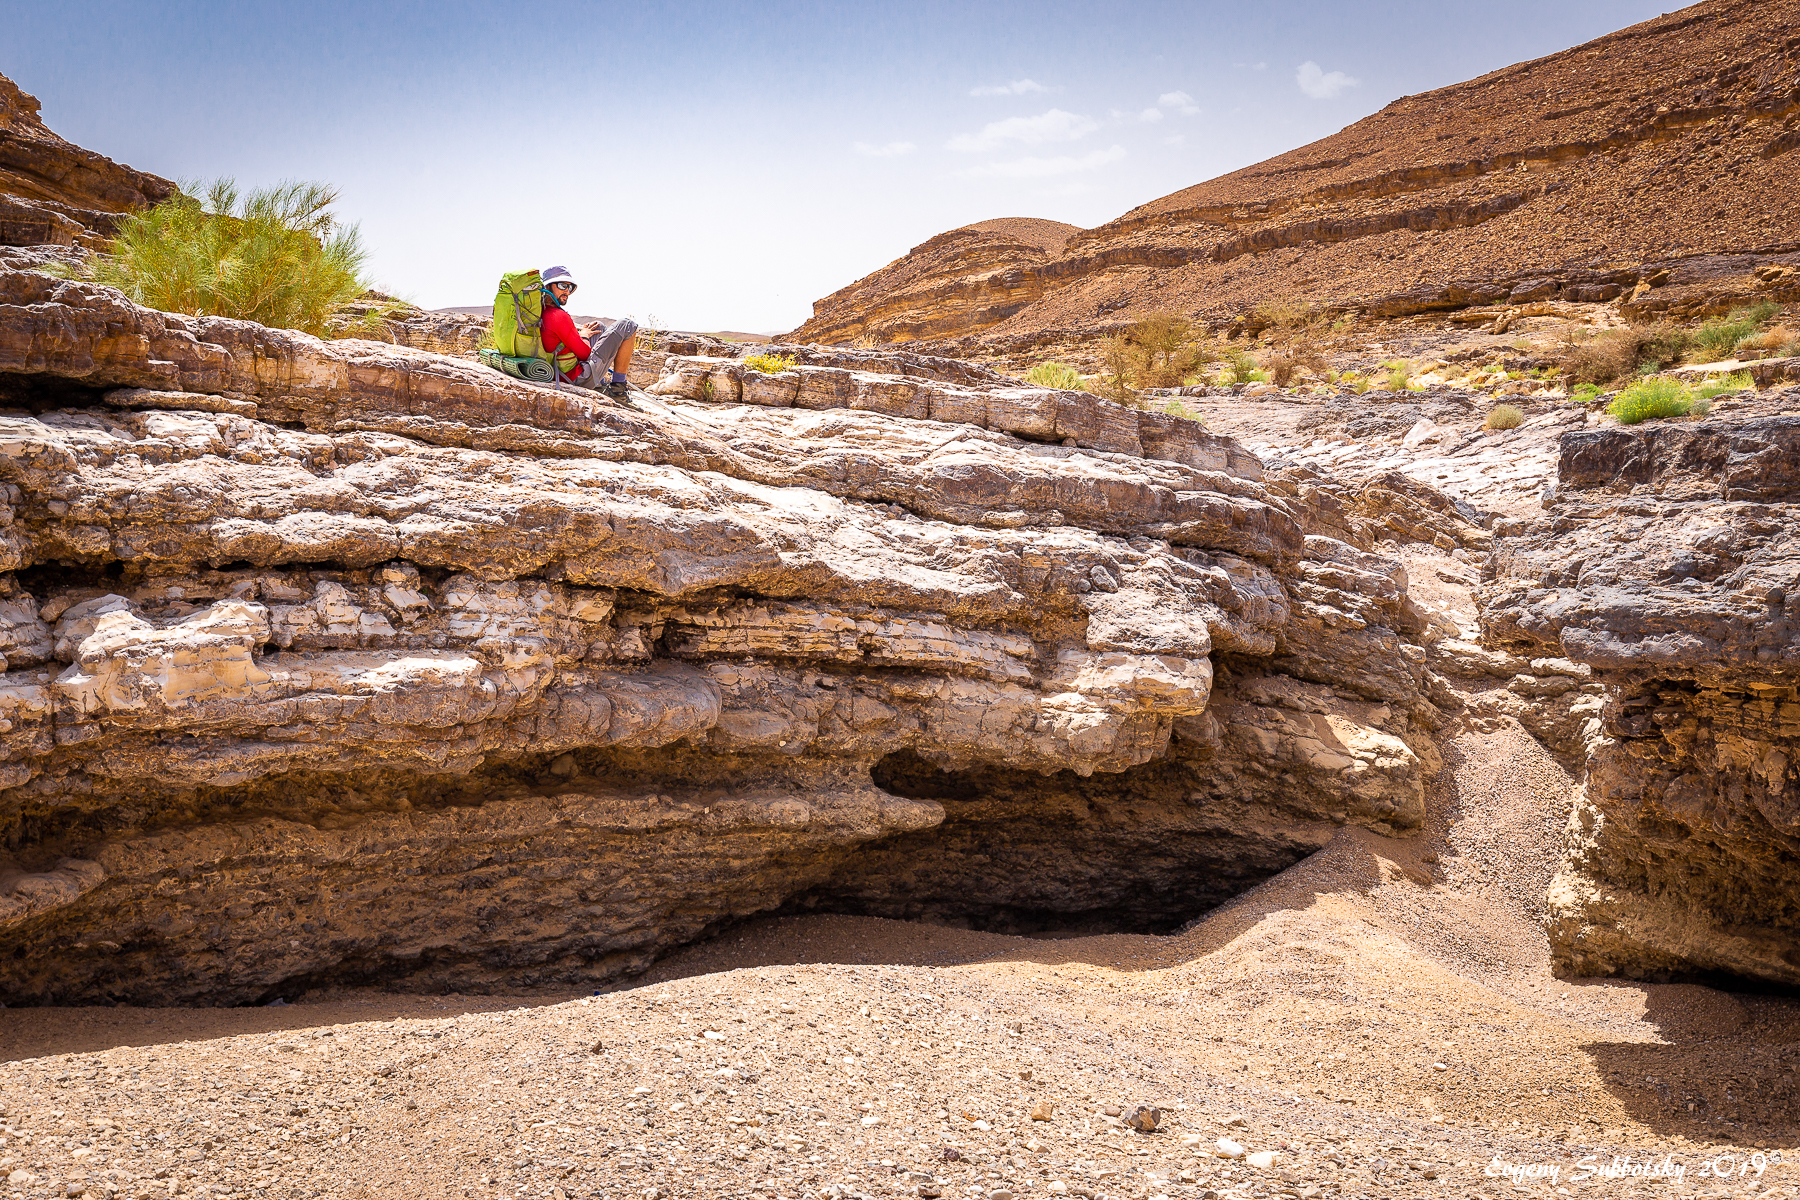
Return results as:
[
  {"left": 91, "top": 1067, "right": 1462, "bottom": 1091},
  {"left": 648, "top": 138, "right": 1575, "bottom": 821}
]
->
[{"left": 579, "top": 320, "right": 601, "bottom": 336}]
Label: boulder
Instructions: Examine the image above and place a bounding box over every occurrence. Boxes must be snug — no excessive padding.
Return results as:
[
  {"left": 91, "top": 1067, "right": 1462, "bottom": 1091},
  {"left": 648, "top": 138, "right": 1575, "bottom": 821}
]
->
[{"left": 1483, "top": 390, "right": 1800, "bottom": 985}]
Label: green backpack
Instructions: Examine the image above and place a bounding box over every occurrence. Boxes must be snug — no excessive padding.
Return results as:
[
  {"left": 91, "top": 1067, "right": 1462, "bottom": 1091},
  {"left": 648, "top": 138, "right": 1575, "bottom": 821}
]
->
[{"left": 480, "top": 268, "right": 560, "bottom": 382}]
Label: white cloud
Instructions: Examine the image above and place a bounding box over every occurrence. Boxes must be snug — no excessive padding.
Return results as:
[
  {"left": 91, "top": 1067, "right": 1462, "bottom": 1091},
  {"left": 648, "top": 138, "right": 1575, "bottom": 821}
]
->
[
  {"left": 1296, "top": 61, "right": 1359, "bottom": 99},
  {"left": 955, "top": 145, "right": 1127, "bottom": 178},
  {"left": 852, "top": 141, "right": 917, "bottom": 157},
  {"left": 1157, "top": 90, "right": 1200, "bottom": 115},
  {"left": 969, "top": 79, "right": 1048, "bottom": 97},
  {"left": 1138, "top": 107, "right": 1164, "bottom": 123},
  {"left": 947, "top": 108, "right": 1099, "bottom": 152}
]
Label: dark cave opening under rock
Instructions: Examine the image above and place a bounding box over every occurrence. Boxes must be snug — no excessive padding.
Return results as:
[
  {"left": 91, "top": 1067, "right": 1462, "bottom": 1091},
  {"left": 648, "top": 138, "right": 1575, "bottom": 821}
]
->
[{"left": 766, "top": 749, "right": 1315, "bottom": 938}]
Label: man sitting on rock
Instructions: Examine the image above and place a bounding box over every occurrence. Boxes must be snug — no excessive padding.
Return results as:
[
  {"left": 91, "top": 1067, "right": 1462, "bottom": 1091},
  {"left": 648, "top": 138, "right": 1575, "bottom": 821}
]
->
[{"left": 538, "top": 265, "right": 638, "bottom": 401}]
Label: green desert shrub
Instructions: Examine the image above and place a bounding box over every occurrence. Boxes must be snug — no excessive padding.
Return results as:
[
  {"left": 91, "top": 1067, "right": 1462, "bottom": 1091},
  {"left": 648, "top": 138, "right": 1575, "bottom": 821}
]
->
[
  {"left": 1572, "top": 382, "right": 1602, "bottom": 402},
  {"left": 1100, "top": 313, "right": 1223, "bottom": 400},
  {"left": 1691, "top": 303, "right": 1776, "bottom": 362},
  {"left": 1484, "top": 404, "right": 1525, "bottom": 430},
  {"left": 1024, "top": 361, "right": 1086, "bottom": 390},
  {"left": 87, "top": 178, "right": 383, "bottom": 338},
  {"left": 1693, "top": 371, "right": 1753, "bottom": 400},
  {"left": 1607, "top": 377, "right": 1694, "bottom": 425},
  {"left": 1220, "top": 347, "right": 1261, "bottom": 384},
  {"left": 743, "top": 352, "right": 797, "bottom": 374}
]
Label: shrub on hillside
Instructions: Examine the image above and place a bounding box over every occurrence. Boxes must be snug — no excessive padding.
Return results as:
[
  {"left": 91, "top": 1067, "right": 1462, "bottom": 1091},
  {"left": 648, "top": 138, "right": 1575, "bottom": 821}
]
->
[
  {"left": 1024, "top": 361, "right": 1086, "bottom": 391},
  {"left": 1097, "top": 312, "right": 1220, "bottom": 399},
  {"left": 1691, "top": 304, "right": 1776, "bottom": 362},
  {"left": 86, "top": 178, "right": 384, "bottom": 338},
  {"left": 1560, "top": 329, "right": 1639, "bottom": 385},
  {"left": 1560, "top": 322, "right": 1694, "bottom": 385},
  {"left": 1694, "top": 371, "right": 1753, "bottom": 400},
  {"left": 1606, "top": 377, "right": 1694, "bottom": 425},
  {"left": 1733, "top": 323, "right": 1792, "bottom": 359},
  {"left": 1254, "top": 297, "right": 1331, "bottom": 386},
  {"left": 1131, "top": 312, "right": 1218, "bottom": 388},
  {"left": 1485, "top": 404, "right": 1524, "bottom": 430},
  {"left": 743, "top": 352, "right": 797, "bottom": 374}
]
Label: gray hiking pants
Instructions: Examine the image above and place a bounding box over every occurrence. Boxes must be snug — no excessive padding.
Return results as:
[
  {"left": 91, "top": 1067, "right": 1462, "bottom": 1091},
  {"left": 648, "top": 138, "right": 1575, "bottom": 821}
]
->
[{"left": 569, "top": 317, "right": 639, "bottom": 388}]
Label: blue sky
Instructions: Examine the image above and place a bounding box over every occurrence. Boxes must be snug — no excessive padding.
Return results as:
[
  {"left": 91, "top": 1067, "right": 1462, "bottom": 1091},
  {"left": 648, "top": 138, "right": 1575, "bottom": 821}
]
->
[{"left": 5, "top": 0, "right": 1672, "bottom": 331}]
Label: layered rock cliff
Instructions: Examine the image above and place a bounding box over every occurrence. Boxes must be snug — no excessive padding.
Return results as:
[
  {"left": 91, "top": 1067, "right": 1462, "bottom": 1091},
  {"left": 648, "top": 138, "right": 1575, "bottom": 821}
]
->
[
  {"left": 0, "top": 269, "right": 1480, "bottom": 1004},
  {"left": 1482, "top": 393, "right": 1800, "bottom": 986},
  {"left": 0, "top": 74, "right": 174, "bottom": 248},
  {"left": 792, "top": 0, "right": 1800, "bottom": 346}
]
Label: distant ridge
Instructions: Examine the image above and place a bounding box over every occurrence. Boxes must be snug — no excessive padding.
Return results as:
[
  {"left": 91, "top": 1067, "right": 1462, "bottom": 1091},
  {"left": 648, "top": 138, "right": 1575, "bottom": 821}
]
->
[{"left": 790, "top": 0, "right": 1800, "bottom": 347}]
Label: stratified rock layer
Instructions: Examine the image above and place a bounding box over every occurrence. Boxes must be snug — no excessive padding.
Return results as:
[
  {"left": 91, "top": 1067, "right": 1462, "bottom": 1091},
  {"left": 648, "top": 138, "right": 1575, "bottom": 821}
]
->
[
  {"left": 793, "top": 0, "right": 1800, "bottom": 345},
  {"left": 1483, "top": 394, "right": 1800, "bottom": 985},
  {"left": 0, "top": 270, "right": 1466, "bottom": 1004},
  {"left": 0, "top": 73, "right": 174, "bottom": 247}
]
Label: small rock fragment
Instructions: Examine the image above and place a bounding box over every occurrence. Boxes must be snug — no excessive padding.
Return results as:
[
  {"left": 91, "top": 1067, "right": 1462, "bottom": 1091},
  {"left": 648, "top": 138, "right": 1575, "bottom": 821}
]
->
[
  {"left": 1216, "top": 1137, "right": 1246, "bottom": 1158},
  {"left": 1126, "top": 1105, "right": 1161, "bottom": 1132},
  {"left": 1246, "top": 1150, "right": 1277, "bottom": 1169},
  {"left": 1029, "top": 1101, "right": 1054, "bottom": 1122}
]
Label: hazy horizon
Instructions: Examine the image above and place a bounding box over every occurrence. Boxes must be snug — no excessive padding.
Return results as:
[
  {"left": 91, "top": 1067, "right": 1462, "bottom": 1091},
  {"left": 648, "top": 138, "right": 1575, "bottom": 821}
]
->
[{"left": 6, "top": 0, "right": 1673, "bottom": 331}]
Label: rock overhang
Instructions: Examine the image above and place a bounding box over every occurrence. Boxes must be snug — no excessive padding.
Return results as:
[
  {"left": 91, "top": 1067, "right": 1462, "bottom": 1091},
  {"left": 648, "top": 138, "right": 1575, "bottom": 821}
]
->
[{"left": 0, "top": 272, "right": 1458, "bottom": 1003}]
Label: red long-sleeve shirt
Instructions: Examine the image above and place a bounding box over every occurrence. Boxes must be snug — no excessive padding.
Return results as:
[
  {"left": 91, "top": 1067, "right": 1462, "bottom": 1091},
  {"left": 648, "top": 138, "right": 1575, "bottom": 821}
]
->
[{"left": 540, "top": 303, "right": 590, "bottom": 379}]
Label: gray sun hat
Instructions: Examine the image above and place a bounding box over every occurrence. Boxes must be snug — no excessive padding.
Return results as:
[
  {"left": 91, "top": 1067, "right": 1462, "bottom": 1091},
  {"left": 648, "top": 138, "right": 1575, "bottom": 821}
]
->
[{"left": 541, "top": 265, "right": 579, "bottom": 289}]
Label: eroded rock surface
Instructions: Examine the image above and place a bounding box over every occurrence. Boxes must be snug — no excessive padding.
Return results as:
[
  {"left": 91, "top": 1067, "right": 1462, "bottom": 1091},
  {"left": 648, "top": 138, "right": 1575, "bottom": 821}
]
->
[
  {"left": 0, "top": 73, "right": 174, "bottom": 248},
  {"left": 1483, "top": 393, "right": 1800, "bottom": 984},
  {"left": 0, "top": 270, "right": 1467, "bottom": 1003}
]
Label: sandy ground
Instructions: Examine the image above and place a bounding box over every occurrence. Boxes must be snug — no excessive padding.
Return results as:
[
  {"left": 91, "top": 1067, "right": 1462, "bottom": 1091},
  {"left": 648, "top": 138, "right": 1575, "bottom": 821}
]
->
[{"left": 5, "top": 706, "right": 1799, "bottom": 1200}]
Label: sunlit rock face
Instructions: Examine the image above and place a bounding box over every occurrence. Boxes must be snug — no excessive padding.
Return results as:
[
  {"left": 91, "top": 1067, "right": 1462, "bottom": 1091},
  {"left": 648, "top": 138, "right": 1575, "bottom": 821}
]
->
[
  {"left": 1483, "top": 402, "right": 1800, "bottom": 986},
  {"left": 0, "top": 271, "right": 1469, "bottom": 1004}
]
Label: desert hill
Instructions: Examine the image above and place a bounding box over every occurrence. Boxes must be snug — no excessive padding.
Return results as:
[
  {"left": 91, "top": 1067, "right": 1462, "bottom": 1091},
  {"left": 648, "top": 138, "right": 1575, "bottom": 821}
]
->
[
  {"left": 790, "top": 0, "right": 1800, "bottom": 347},
  {"left": 795, "top": 216, "right": 1084, "bottom": 343}
]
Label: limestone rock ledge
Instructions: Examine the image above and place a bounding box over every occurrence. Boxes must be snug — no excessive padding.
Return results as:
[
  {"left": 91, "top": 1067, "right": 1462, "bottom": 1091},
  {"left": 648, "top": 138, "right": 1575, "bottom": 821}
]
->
[
  {"left": 0, "top": 270, "right": 1454, "bottom": 1003},
  {"left": 1483, "top": 396, "right": 1800, "bottom": 985}
]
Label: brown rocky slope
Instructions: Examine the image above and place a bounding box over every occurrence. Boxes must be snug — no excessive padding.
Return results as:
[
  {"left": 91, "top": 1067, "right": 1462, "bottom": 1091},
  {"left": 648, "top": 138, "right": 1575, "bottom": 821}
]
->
[{"left": 791, "top": 0, "right": 1800, "bottom": 348}]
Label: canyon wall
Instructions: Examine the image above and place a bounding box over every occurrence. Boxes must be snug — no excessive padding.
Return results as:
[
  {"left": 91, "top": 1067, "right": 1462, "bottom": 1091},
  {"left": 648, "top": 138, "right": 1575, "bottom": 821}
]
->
[
  {"left": 0, "top": 271, "right": 1478, "bottom": 1004},
  {"left": 1483, "top": 395, "right": 1800, "bottom": 985}
]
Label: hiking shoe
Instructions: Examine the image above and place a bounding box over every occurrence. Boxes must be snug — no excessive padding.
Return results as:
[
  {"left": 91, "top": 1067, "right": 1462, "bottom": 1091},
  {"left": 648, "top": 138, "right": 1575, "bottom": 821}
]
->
[{"left": 604, "top": 379, "right": 632, "bottom": 401}]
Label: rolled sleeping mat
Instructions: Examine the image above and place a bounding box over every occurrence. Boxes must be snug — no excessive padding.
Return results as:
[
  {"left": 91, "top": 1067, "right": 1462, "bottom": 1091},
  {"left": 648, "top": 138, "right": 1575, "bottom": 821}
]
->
[{"left": 478, "top": 348, "right": 559, "bottom": 382}]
